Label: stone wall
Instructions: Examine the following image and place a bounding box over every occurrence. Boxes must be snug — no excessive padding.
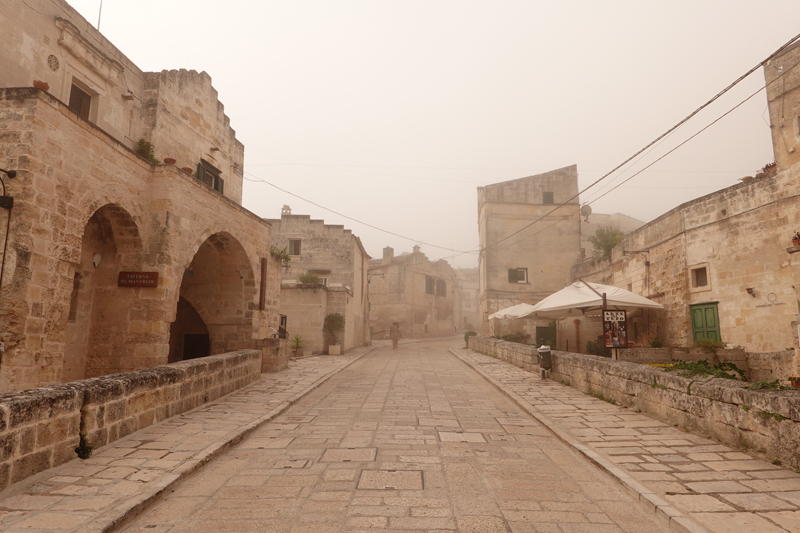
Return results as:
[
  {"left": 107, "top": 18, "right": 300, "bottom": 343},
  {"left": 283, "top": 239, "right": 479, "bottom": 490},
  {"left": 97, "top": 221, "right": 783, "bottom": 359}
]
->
[
  {"left": 469, "top": 337, "right": 800, "bottom": 469},
  {"left": 0, "top": 349, "right": 261, "bottom": 491},
  {"left": 369, "top": 246, "right": 457, "bottom": 339},
  {"left": 0, "top": 88, "right": 280, "bottom": 392},
  {"left": 477, "top": 166, "right": 582, "bottom": 337},
  {"left": 268, "top": 213, "right": 371, "bottom": 352}
]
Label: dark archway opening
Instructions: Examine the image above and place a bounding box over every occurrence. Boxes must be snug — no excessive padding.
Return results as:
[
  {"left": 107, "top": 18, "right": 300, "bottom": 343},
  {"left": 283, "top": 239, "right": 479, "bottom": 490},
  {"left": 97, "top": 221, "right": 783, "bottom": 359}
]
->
[
  {"left": 168, "top": 297, "right": 210, "bottom": 362},
  {"left": 168, "top": 232, "right": 256, "bottom": 362}
]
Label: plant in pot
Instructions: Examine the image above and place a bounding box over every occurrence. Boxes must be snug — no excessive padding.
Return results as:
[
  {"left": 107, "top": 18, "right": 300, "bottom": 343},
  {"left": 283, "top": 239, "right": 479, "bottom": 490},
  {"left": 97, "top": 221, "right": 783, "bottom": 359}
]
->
[
  {"left": 793, "top": 231, "right": 800, "bottom": 247},
  {"left": 789, "top": 376, "right": 800, "bottom": 389},
  {"left": 290, "top": 334, "right": 304, "bottom": 357},
  {"left": 323, "top": 312, "right": 345, "bottom": 355}
]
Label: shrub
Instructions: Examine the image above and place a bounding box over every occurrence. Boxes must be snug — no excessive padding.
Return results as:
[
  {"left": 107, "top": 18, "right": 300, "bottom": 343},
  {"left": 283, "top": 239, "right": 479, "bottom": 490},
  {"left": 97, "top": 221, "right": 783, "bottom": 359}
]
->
[
  {"left": 464, "top": 330, "right": 477, "bottom": 347},
  {"left": 500, "top": 332, "right": 531, "bottom": 344},
  {"left": 323, "top": 313, "right": 346, "bottom": 346},
  {"left": 135, "top": 138, "right": 159, "bottom": 165},
  {"left": 694, "top": 338, "right": 725, "bottom": 354},
  {"left": 668, "top": 359, "right": 745, "bottom": 380},
  {"left": 586, "top": 339, "right": 611, "bottom": 357},
  {"left": 298, "top": 271, "right": 322, "bottom": 285},
  {"left": 290, "top": 334, "right": 304, "bottom": 356}
]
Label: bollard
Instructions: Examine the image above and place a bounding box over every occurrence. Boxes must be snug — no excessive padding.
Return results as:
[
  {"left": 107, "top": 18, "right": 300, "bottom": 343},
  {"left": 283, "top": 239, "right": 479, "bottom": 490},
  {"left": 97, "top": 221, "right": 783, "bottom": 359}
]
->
[{"left": 538, "top": 345, "right": 552, "bottom": 379}]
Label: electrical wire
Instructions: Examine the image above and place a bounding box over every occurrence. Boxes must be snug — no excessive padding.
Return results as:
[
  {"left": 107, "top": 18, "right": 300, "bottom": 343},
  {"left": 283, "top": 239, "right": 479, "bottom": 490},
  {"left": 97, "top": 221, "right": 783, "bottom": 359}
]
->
[
  {"left": 243, "top": 171, "right": 478, "bottom": 255},
  {"left": 471, "top": 31, "right": 800, "bottom": 257}
]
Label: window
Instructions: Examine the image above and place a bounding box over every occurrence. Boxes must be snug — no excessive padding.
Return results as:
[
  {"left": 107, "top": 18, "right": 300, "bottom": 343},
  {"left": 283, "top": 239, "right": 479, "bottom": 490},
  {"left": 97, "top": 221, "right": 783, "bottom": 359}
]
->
[
  {"left": 68, "top": 83, "right": 92, "bottom": 121},
  {"left": 196, "top": 159, "right": 224, "bottom": 194},
  {"left": 319, "top": 277, "right": 328, "bottom": 287},
  {"left": 288, "top": 239, "right": 302, "bottom": 256},
  {"left": 436, "top": 279, "right": 447, "bottom": 297},
  {"left": 508, "top": 268, "right": 528, "bottom": 284},
  {"left": 543, "top": 191, "right": 554, "bottom": 205},
  {"left": 425, "top": 275, "right": 435, "bottom": 295},
  {"left": 689, "top": 263, "right": 711, "bottom": 293}
]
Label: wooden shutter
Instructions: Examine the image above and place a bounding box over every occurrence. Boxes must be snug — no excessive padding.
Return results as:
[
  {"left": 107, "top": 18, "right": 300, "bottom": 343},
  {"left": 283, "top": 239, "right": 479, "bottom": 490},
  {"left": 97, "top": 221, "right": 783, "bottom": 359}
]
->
[{"left": 508, "top": 269, "right": 518, "bottom": 283}]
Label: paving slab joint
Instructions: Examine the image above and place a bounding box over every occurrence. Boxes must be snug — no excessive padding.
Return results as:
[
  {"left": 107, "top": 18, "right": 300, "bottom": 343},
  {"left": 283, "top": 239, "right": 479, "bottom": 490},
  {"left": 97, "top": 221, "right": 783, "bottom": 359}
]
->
[
  {"left": 450, "top": 347, "right": 712, "bottom": 533},
  {"left": 81, "top": 347, "right": 373, "bottom": 533}
]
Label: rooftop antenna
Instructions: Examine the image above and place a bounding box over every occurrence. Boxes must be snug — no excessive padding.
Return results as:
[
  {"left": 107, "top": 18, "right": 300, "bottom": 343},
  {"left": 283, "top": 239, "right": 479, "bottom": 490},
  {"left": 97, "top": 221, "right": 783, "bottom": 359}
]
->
[{"left": 97, "top": 0, "right": 103, "bottom": 31}]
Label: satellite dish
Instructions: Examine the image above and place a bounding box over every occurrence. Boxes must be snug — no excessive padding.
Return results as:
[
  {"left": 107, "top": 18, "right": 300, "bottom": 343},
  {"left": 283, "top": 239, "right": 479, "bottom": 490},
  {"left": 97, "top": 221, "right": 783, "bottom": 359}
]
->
[{"left": 580, "top": 204, "right": 592, "bottom": 222}]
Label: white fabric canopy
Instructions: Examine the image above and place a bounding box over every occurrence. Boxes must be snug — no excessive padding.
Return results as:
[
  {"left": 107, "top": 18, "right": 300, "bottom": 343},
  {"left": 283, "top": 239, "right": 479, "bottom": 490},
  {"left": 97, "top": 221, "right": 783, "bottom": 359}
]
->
[
  {"left": 528, "top": 281, "right": 663, "bottom": 319},
  {"left": 488, "top": 303, "right": 538, "bottom": 320}
]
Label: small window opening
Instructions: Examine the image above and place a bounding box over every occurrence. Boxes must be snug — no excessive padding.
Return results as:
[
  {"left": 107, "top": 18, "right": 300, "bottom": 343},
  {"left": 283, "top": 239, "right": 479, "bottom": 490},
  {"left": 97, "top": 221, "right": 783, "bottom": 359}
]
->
[
  {"left": 508, "top": 268, "right": 528, "bottom": 284},
  {"left": 288, "top": 239, "right": 302, "bottom": 256},
  {"left": 543, "top": 192, "right": 554, "bottom": 205},
  {"left": 425, "top": 275, "right": 435, "bottom": 295},
  {"left": 196, "top": 159, "right": 224, "bottom": 194},
  {"left": 692, "top": 267, "right": 708, "bottom": 288},
  {"left": 68, "top": 83, "right": 92, "bottom": 121},
  {"left": 436, "top": 279, "right": 447, "bottom": 297}
]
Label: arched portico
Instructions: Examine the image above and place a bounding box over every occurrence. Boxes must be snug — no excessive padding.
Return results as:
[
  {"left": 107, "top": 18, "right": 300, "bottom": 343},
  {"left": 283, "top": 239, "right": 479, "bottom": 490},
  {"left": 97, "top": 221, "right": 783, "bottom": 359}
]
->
[
  {"left": 63, "top": 203, "right": 144, "bottom": 380},
  {"left": 168, "top": 232, "right": 257, "bottom": 362}
]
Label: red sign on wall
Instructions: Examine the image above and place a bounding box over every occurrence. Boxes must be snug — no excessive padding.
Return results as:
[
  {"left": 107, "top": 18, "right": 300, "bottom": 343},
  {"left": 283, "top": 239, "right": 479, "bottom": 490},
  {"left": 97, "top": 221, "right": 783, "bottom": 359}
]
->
[{"left": 118, "top": 272, "right": 159, "bottom": 287}]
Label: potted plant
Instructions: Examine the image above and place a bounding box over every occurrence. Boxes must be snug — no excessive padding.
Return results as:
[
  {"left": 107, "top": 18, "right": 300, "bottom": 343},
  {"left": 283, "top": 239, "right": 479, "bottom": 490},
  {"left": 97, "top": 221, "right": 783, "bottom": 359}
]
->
[
  {"left": 793, "top": 232, "right": 800, "bottom": 247},
  {"left": 33, "top": 80, "right": 50, "bottom": 91},
  {"left": 290, "top": 334, "right": 304, "bottom": 357},
  {"left": 789, "top": 377, "right": 800, "bottom": 389},
  {"left": 323, "top": 312, "right": 345, "bottom": 355},
  {"left": 163, "top": 157, "right": 176, "bottom": 165}
]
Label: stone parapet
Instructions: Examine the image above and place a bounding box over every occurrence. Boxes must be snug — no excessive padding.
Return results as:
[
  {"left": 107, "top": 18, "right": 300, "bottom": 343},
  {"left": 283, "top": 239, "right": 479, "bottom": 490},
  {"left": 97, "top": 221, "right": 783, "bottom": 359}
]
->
[
  {"left": 0, "top": 350, "right": 261, "bottom": 491},
  {"left": 469, "top": 336, "right": 800, "bottom": 469}
]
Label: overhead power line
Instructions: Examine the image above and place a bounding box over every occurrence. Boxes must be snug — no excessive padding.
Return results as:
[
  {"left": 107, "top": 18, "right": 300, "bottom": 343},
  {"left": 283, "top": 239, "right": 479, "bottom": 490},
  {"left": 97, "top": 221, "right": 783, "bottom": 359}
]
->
[
  {"left": 243, "top": 172, "right": 478, "bottom": 255},
  {"left": 475, "top": 31, "right": 800, "bottom": 256}
]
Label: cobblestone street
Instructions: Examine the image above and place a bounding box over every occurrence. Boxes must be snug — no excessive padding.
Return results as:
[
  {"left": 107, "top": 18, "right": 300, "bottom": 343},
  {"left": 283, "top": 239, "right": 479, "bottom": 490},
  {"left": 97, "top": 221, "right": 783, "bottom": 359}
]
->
[{"left": 118, "top": 340, "right": 668, "bottom": 533}]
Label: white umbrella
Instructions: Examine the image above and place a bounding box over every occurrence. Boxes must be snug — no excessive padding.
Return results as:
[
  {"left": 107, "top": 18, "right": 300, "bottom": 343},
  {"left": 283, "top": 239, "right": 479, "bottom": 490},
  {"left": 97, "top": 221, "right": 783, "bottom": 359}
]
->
[
  {"left": 488, "top": 303, "right": 538, "bottom": 320},
  {"left": 529, "top": 280, "right": 663, "bottom": 319}
]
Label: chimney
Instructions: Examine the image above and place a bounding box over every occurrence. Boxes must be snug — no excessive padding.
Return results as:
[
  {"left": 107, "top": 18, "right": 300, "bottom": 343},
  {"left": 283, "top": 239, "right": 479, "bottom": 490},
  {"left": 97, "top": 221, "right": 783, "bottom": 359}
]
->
[
  {"left": 383, "top": 246, "right": 394, "bottom": 263},
  {"left": 413, "top": 245, "right": 421, "bottom": 254},
  {"left": 281, "top": 205, "right": 291, "bottom": 216}
]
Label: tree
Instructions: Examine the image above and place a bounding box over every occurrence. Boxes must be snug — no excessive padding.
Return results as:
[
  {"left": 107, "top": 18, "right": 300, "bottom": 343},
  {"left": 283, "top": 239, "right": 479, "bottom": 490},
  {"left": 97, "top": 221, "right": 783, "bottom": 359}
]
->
[{"left": 589, "top": 225, "right": 624, "bottom": 262}]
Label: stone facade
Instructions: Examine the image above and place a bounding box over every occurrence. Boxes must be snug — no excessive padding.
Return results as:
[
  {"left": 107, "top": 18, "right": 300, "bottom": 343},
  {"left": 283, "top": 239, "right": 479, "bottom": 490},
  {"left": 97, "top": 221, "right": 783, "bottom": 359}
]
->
[
  {"left": 266, "top": 212, "right": 370, "bottom": 354},
  {"left": 0, "top": 349, "right": 262, "bottom": 491},
  {"left": 0, "top": 1, "right": 281, "bottom": 393},
  {"left": 369, "top": 246, "right": 456, "bottom": 339},
  {"left": 477, "top": 166, "right": 582, "bottom": 337},
  {"left": 454, "top": 267, "right": 479, "bottom": 332}
]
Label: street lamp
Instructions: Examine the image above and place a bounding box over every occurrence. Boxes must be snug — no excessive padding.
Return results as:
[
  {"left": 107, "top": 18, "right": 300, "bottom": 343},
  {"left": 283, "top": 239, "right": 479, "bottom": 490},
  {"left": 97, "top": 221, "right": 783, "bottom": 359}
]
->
[{"left": 1, "top": 168, "right": 17, "bottom": 289}]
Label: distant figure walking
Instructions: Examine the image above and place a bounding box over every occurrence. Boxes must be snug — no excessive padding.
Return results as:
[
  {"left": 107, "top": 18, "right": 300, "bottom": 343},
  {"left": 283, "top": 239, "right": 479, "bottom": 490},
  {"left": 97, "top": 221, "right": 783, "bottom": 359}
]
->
[{"left": 389, "top": 322, "right": 401, "bottom": 349}]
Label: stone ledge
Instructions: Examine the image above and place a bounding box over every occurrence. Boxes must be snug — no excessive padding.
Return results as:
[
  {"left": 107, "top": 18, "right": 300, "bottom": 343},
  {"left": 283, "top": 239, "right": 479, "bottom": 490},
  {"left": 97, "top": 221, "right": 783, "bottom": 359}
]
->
[
  {"left": 0, "top": 350, "right": 261, "bottom": 491},
  {"left": 469, "top": 336, "right": 800, "bottom": 469}
]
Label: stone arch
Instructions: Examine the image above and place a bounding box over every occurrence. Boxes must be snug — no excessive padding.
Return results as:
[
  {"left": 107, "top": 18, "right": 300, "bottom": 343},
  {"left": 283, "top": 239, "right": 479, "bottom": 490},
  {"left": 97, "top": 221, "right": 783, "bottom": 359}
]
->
[
  {"left": 63, "top": 203, "right": 145, "bottom": 380},
  {"left": 168, "top": 231, "right": 257, "bottom": 361}
]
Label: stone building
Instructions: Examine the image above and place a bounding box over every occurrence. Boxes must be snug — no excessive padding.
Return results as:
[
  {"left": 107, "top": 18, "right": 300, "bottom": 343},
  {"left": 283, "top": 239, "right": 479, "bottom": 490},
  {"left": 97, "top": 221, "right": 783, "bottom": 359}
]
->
[
  {"left": 454, "top": 268, "right": 480, "bottom": 332},
  {"left": 477, "top": 166, "right": 583, "bottom": 337},
  {"left": 567, "top": 41, "right": 800, "bottom": 379},
  {"left": 0, "top": 0, "right": 281, "bottom": 393},
  {"left": 265, "top": 209, "right": 370, "bottom": 354},
  {"left": 369, "top": 246, "right": 456, "bottom": 339}
]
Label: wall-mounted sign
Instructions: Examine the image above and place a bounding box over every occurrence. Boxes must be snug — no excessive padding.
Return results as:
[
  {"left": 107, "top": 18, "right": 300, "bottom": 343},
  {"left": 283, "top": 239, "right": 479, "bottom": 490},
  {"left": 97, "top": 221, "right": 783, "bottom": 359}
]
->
[
  {"left": 118, "top": 271, "right": 159, "bottom": 287},
  {"left": 603, "top": 310, "right": 628, "bottom": 348}
]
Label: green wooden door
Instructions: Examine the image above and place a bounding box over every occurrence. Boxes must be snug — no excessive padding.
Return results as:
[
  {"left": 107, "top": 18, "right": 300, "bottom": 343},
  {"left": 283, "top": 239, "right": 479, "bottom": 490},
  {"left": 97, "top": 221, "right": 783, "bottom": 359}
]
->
[{"left": 690, "top": 303, "right": 721, "bottom": 342}]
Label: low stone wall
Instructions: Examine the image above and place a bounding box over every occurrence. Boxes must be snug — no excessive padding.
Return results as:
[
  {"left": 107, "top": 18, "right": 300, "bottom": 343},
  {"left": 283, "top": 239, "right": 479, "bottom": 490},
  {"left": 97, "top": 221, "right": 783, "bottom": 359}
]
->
[
  {"left": 469, "top": 337, "right": 800, "bottom": 469},
  {"left": 256, "top": 338, "right": 289, "bottom": 373},
  {"left": 0, "top": 350, "right": 261, "bottom": 491}
]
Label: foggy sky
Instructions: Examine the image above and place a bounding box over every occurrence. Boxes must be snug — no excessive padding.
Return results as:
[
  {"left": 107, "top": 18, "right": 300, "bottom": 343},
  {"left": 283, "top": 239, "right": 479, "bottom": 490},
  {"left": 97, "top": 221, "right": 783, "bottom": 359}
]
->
[{"left": 64, "top": 0, "right": 800, "bottom": 268}]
